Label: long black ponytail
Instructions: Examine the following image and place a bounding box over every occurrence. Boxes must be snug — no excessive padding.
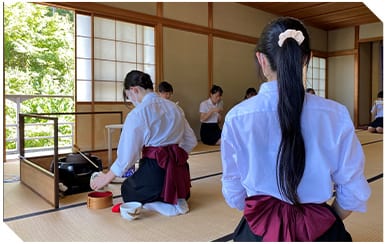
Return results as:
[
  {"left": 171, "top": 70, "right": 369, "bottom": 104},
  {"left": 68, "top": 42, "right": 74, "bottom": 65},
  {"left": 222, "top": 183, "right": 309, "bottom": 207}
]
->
[{"left": 256, "top": 17, "right": 311, "bottom": 205}]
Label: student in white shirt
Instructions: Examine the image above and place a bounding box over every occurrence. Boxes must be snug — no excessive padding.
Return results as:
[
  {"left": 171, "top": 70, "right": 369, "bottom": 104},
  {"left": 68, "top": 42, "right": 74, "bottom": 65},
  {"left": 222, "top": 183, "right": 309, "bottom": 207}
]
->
[
  {"left": 368, "top": 90, "right": 383, "bottom": 133},
  {"left": 158, "top": 80, "right": 174, "bottom": 100},
  {"left": 244, "top": 87, "right": 257, "bottom": 100},
  {"left": 90, "top": 70, "right": 197, "bottom": 216},
  {"left": 221, "top": 17, "right": 370, "bottom": 241},
  {"left": 199, "top": 85, "right": 223, "bottom": 145}
]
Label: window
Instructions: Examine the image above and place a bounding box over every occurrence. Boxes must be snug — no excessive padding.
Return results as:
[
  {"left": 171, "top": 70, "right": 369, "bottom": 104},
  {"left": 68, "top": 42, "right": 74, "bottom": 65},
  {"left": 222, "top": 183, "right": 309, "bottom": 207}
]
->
[
  {"left": 306, "top": 56, "right": 326, "bottom": 97},
  {"left": 4, "top": 2, "right": 75, "bottom": 157},
  {"left": 76, "top": 14, "right": 155, "bottom": 102}
]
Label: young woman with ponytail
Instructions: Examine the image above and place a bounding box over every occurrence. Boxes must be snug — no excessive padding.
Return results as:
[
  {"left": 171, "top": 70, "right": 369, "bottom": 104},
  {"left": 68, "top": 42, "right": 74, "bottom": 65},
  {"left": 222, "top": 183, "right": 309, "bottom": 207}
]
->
[{"left": 221, "top": 17, "right": 370, "bottom": 241}]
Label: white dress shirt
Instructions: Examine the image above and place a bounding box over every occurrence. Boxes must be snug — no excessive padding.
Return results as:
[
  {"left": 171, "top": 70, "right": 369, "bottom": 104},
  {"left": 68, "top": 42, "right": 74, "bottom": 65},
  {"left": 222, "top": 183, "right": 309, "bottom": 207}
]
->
[
  {"left": 221, "top": 81, "right": 371, "bottom": 212},
  {"left": 111, "top": 92, "right": 197, "bottom": 177},
  {"left": 371, "top": 101, "right": 383, "bottom": 118}
]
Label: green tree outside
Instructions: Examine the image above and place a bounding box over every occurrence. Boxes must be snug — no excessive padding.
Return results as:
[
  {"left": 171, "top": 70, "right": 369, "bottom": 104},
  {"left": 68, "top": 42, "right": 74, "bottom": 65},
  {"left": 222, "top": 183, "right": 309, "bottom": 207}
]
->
[{"left": 4, "top": 2, "right": 75, "bottom": 151}]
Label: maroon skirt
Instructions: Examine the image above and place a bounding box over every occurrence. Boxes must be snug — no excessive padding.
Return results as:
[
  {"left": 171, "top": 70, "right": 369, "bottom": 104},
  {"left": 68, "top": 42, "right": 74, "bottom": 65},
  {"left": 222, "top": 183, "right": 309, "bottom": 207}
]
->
[{"left": 233, "top": 195, "right": 352, "bottom": 242}]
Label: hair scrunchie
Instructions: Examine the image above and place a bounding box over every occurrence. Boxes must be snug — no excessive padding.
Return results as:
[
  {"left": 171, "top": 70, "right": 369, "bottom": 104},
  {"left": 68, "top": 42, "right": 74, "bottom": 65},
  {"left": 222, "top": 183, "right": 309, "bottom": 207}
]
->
[{"left": 277, "top": 29, "right": 305, "bottom": 47}]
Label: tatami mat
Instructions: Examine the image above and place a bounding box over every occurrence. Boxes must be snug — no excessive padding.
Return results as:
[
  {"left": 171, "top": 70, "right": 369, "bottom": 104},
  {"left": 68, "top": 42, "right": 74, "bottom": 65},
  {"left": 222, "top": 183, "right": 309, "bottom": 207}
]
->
[
  {"left": 191, "top": 143, "right": 220, "bottom": 155},
  {"left": 6, "top": 176, "right": 241, "bottom": 242},
  {"left": 356, "top": 129, "right": 384, "bottom": 144},
  {"left": 363, "top": 142, "right": 383, "bottom": 177},
  {"left": 2, "top": 131, "right": 383, "bottom": 241},
  {"left": 344, "top": 179, "right": 383, "bottom": 242}
]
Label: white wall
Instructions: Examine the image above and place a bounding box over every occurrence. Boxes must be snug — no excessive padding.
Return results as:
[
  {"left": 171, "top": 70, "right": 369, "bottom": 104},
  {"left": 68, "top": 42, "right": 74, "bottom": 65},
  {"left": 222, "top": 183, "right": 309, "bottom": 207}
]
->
[{"left": 328, "top": 55, "right": 356, "bottom": 119}]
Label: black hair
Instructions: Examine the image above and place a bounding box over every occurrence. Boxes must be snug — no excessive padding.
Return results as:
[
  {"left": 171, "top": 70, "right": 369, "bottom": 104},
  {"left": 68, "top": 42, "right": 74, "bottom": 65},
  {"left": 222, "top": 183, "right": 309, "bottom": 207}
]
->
[
  {"left": 210, "top": 85, "right": 223, "bottom": 96},
  {"left": 124, "top": 70, "right": 153, "bottom": 90},
  {"left": 377, "top": 90, "right": 383, "bottom": 98},
  {"left": 306, "top": 88, "right": 315, "bottom": 94},
  {"left": 158, "top": 81, "right": 174, "bottom": 93},
  {"left": 256, "top": 17, "right": 311, "bottom": 205},
  {"left": 245, "top": 87, "right": 257, "bottom": 99},
  {"left": 123, "top": 70, "right": 154, "bottom": 103}
]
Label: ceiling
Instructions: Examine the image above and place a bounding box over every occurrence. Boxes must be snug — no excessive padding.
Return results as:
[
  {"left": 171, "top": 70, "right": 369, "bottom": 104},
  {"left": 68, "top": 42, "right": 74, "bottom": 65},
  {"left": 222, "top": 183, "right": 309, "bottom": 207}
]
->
[{"left": 240, "top": 2, "right": 380, "bottom": 31}]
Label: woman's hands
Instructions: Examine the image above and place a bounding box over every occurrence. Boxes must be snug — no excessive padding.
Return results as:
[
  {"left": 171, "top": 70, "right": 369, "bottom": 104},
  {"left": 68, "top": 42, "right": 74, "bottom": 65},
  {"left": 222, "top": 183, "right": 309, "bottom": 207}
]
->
[
  {"left": 200, "top": 107, "right": 223, "bottom": 122},
  {"left": 90, "top": 170, "right": 116, "bottom": 190}
]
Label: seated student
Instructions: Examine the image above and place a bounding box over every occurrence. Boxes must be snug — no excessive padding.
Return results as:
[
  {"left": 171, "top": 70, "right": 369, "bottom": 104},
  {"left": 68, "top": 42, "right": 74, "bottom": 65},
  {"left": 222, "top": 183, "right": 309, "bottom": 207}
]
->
[
  {"left": 90, "top": 70, "right": 197, "bottom": 216},
  {"left": 368, "top": 90, "right": 383, "bottom": 133},
  {"left": 221, "top": 17, "right": 370, "bottom": 241},
  {"left": 158, "top": 81, "right": 174, "bottom": 100},
  {"left": 199, "top": 85, "right": 223, "bottom": 145},
  {"left": 244, "top": 87, "right": 257, "bottom": 100}
]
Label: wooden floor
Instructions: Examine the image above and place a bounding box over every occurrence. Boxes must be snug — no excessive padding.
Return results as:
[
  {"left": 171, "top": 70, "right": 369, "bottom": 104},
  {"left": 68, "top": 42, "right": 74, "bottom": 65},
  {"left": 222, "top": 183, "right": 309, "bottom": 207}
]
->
[{"left": 2, "top": 130, "right": 383, "bottom": 241}]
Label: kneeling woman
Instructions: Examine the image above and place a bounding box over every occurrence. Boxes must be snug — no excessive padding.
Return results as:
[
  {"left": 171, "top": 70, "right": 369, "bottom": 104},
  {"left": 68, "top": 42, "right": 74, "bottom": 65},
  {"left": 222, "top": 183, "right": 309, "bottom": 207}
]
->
[
  {"left": 90, "top": 70, "right": 197, "bottom": 216},
  {"left": 199, "top": 85, "right": 223, "bottom": 145},
  {"left": 221, "top": 17, "right": 371, "bottom": 241}
]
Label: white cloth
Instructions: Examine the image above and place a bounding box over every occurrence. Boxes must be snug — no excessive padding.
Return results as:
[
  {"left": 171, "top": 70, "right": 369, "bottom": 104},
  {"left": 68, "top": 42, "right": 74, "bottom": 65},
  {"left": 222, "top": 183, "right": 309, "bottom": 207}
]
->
[
  {"left": 199, "top": 98, "right": 223, "bottom": 123},
  {"left": 110, "top": 92, "right": 197, "bottom": 177},
  {"left": 221, "top": 80, "right": 371, "bottom": 212}
]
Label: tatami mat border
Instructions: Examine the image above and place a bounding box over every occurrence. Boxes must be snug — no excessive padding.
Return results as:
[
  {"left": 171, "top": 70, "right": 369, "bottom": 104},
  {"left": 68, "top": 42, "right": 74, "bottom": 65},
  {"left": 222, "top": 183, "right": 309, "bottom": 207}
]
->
[
  {"left": 191, "top": 172, "right": 222, "bottom": 181},
  {"left": 367, "top": 173, "right": 383, "bottom": 183},
  {"left": 361, "top": 140, "right": 383, "bottom": 146},
  {"left": 3, "top": 194, "right": 122, "bottom": 222},
  {"left": 190, "top": 149, "right": 221, "bottom": 156}
]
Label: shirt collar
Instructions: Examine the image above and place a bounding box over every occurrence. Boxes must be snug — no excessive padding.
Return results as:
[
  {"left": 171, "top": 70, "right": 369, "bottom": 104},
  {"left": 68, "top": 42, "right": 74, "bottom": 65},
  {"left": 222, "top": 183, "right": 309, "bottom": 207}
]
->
[
  {"left": 258, "top": 80, "right": 278, "bottom": 94},
  {"left": 207, "top": 98, "right": 216, "bottom": 106},
  {"left": 142, "top": 92, "right": 156, "bottom": 103}
]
